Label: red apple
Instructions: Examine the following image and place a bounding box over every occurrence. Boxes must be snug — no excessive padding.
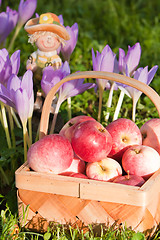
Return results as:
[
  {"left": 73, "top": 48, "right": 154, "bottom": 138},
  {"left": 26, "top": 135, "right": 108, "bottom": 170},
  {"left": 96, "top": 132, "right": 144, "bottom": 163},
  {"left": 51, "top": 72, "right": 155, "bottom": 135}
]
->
[
  {"left": 122, "top": 145, "right": 160, "bottom": 180},
  {"left": 70, "top": 173, "right": 88, "bottom": 179},
  {"left": 106, "top": 118, "right": 142, "bottom": 161},
  {"left": 113, "top": 172, "right": 145, "bottom": 187},
  {"left": 59, "top": 115, "right": 96, "bottom": 142},
  {"left": 59, "top": 155, "right": 86, "bottom": 176},
  {"left": 71, "top": 120, "right": 112, "bottom": 162},
  {"left": 140, "top": 118, "right": 160, "bottom": 154},
  {"left": 27, "top": 134, "right": 74, "bottom": 174},
  {"left": 86, "top": 157, "right": 122, "bottom": 181}
]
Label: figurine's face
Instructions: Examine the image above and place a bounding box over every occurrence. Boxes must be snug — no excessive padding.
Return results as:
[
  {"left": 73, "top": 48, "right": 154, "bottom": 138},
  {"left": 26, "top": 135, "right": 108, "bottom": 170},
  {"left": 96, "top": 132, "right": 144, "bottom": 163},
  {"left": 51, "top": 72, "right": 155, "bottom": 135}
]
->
[{"left": 36, "top": 33, "right": 61, "bottom": 52}]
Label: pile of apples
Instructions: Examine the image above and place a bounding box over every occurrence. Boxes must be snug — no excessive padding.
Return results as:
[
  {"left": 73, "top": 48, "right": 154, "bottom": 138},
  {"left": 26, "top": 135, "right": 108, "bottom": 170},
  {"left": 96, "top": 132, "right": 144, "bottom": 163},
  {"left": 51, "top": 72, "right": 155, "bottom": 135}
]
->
[{"left": 27, "top": 116, "right": 160, "bottom": 187}]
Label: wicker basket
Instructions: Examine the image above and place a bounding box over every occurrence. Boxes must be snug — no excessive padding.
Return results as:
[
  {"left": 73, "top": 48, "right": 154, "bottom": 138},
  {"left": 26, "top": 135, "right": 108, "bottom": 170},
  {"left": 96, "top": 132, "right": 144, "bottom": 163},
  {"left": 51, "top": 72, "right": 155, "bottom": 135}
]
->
[{"left": 15, "top": 71, "right": 160, "bottom": 233}]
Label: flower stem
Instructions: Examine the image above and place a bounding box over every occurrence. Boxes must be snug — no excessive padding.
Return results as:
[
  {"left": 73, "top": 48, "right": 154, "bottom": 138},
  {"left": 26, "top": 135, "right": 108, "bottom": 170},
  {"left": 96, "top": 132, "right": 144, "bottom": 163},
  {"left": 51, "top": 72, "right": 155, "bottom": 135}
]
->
[
  {"left": 97, "top": 86, "right": 104, "bottom": 122},
  {"left": 6, "top": 105, "right": 16, "bottom": 148},
  {"left": 132, "top": 98, "right": 137, "bottom": 122},
  {"left": 11, "top": 107, "right": 22, "bottom": 128},
  {"left": 105, "top": 82, "right": 115, "bottom": 122},
  {"left": 0, "top": 102, "right": 11, "bottom": 148},
  {"left": 0, "top": 166, "right": 10, "bottom": 186},
  {"left": 28, "top": 117, "right": 32, "bottom": 144},
  {"left": 22, "top": 124, "right": 28, "bottom": 162},
  {"left": 7, "top": 23, "right": 22, "bottom": 52},
  {"left": 113, "top": 90, "right": 125, "bottom": 121},
  {"left": 50, "top": 99, "right": 62, "bottom": 134},
  {"left": 0, "top": 110, "right": 3, "bottom": 127},
  {"left": 67, "top": 97, "right": 72, "bottom": 120}
]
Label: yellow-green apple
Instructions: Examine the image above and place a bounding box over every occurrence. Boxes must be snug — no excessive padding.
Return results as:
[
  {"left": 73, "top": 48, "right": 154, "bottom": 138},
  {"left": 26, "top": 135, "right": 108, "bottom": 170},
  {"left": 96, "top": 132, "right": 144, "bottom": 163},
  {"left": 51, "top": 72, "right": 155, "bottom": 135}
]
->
[
  {"left": 71, "top": 120, "right": 112, "bottom": 162},
  {"left": 70, "top": 173, "right": 88, "bottom": 179},
  {"left": 86, "top": 157, "right": 122, "bottom": 181},
  {"left": 27, "top": 134, "right": 74, "bottom": 174},
  {"left": 106, "top": 118, "right": 142, "bottom": 161},
  {"left": 113, "top": 172, "right": 145, "bottom": 187},
  {"left": 59, "top": 115, "right": 96, "bottom": 142},
  {"left": 122, "top": 145, "right": 160, "bottom": 180},
  {"left": 59, "top": 155, "right": 86, "bottom": 176},
  {"left": 140, "top": 118, "right": 160, "bottom": 154}
]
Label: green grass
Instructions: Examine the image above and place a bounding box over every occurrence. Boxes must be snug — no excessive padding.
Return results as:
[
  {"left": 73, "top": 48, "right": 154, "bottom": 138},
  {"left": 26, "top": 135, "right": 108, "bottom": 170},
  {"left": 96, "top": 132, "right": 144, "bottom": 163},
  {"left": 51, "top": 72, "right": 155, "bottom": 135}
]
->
[{"left": 1, "top": 0, "right": 160, "bottom": 239}]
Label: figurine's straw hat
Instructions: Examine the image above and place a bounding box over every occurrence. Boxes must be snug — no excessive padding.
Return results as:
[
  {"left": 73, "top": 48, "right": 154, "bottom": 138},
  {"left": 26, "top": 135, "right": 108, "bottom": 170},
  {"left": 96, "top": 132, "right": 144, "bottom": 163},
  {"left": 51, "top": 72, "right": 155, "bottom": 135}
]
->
[{"left": 24, "top": 13, "right": 70, "bottom": 40}]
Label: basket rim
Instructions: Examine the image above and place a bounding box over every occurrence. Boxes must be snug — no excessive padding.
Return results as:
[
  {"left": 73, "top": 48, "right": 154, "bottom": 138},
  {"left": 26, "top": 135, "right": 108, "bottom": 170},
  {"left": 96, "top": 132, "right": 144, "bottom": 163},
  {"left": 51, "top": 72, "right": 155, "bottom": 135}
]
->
[{"left": 15, "top": 162, "right": 160, "bottom": 207}]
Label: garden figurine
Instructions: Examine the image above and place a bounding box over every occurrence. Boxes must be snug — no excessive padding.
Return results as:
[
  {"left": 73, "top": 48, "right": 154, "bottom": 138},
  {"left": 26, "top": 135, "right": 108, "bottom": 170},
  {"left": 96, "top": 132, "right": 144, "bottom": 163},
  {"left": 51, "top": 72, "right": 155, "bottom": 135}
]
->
[
  {"left": 24, "top": 12, "right": 70, "bottom": 109},
  {"left": 25, "top": 12, "right": 70, "bottom": 80}
]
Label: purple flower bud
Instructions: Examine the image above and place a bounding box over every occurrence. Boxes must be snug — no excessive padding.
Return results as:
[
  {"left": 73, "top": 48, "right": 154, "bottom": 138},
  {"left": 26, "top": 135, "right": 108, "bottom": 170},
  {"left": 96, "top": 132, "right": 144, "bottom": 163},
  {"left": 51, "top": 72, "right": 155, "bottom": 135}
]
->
[
  {"left": 18, "top": 0, "right": 37, "bottom": 26},
  {"left": 61, "top": 23, "right": 78, "bottom": 61},
  {"left": 0, "top": 48, "right": 20, "bottom": 86},
  {"left": 92, "top": 45, "right": 116, "bottom": 90},
  {"left": 0, "top": 70, "right": 34, "bottom": 126},
  {"left": 119, "top": 42, "right": 141, "bottom": 76},
  {"left": 0, "top": 7, "right": 18, "bottom": 45}
]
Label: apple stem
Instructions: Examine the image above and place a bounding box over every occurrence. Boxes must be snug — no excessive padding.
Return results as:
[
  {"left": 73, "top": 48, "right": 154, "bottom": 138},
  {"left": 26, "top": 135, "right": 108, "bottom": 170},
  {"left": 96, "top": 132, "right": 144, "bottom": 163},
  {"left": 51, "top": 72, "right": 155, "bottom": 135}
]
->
[
  {"left": 113, "top": 90, "right": 124, "bottom": 121},
  {"left": 105, "top": 81, "right": 115, "bottom": 122},
  {"left": 127, "top": 170, "right": 130, "bottom": 180}
]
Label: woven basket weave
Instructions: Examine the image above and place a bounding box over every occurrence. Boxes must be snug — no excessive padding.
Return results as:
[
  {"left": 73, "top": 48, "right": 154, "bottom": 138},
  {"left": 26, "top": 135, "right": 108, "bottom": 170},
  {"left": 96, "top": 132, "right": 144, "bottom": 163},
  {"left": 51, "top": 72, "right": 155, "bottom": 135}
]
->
[{"left": 15, "top": 71, "right": 160, "bottom": 233}]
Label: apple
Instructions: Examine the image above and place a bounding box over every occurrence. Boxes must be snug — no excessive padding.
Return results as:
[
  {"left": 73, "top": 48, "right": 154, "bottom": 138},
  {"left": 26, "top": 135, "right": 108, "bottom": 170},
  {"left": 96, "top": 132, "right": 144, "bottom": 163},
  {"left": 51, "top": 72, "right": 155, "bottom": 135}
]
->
[
  {"left": 113, "top": 171, "right": 145, "bottom": 187},
  {"left": 27, "top": 134, "right": 74, "bottom": 174},
  {"left": 122, "top": 145, "right": 160, "bottom": 180},
  {"left": 105, "top": 118, "right": 142, "bottom": 161},
  {"left": 71, "top": 120, "right": 112, "bottom": 162},
  {"left": 59, "top": 115, "right": 96, "bottom": 142},
  {"left": 86, "top": 157, "right": 122, "bottom": 181},
  {"left": 59, "top": 155, "right": 86, "bottom": 176},
  {"left": 70, "top": 173, "right": 88, "bottom": 179},
  {"left": 140, "top": 118, "right": 160, "bottom": 154}
]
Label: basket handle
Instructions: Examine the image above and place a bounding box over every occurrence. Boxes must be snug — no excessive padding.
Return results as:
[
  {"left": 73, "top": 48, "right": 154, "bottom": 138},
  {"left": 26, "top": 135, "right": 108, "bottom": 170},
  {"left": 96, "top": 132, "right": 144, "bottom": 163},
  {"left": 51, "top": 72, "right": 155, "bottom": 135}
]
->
[{"left": 39, "top": 71, "right": 160, "bottom": 139}]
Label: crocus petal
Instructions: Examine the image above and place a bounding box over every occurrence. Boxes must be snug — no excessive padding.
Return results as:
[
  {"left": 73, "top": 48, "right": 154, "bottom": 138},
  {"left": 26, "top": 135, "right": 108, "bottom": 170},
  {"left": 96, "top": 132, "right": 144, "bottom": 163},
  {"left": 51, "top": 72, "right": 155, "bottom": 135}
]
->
[
  {"left": 21, "top": 70, "right": 33, "bottom": 98},
  {"left": 18, "top": 0, "right": 37, "bottom": 26},
  {"left": 0, "top": 12, "right": 8, "bottom": 35},
  {"left": 60, "top": 78, "right": 95, "bottom": 100},
  {"left": 7, "top": 74, "right": 21, "bottom": 93},
  {"left": 118, "top": 48, "right": 125, "bottom": 74},
  {"left": 58, "top": 15, "right": 64, "bottom": 25},
  {"left": 10, "top": 50, "right": 20, "bottom": 75},
  {"left": 0, "top": 83, "right": 15, "bottom": 107},
  {"left": 14, "top": 88, "right": 29, "bottom": 126},
  {"left": 61, "top": 23, "right": 78, "bottom": 61},
  {"left": 41, "top": 66, "right": 63, "bottom": 95},
  {"left": 125, "top": 42, "right": 141, "bottom": 75},
  {"left": 147, "top": 65, "right": 158, "bottom": 85}
]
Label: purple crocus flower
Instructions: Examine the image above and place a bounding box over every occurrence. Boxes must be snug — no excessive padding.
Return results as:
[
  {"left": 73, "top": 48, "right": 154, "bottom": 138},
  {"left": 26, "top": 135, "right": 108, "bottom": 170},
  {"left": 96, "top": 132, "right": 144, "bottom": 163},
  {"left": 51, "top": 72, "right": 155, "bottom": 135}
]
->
[
  {"left": 58, "top": 14, "right": 64, "bottom": 25},
  {"left": 118, "top": 65, "right": 158, "bottom": 121},
  {"left": 61, "top": 23, "right": 79, "bottom": 62},
  {"left": 18, "top": 0, "right": 37, "bottom": 26},
  {"left": 0, "top": 7, "right": 18, "bottom": 45},
  {"left": 0, "top": 48, "right": 20, "bottom": 86},
  {"left": 41, "top": 61, "right": 95, "bottom": 100},
  {"left": 124, "top": 65, "right": 158, "bottom": 102},
  {"left": 119, "top": 42, "right": 141, "bottom": 77},
  {"left": 41, "top": 62, "right": 70, "bottom": 96},
  {"left": 92, "top": 45, "right": 116, "bottom": 90},
  {"left": 41, "top": 61, "right": 95, "bottom": 133},
  {"left": 0, "top": 70, "right": 34, "bottom": 126}
]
